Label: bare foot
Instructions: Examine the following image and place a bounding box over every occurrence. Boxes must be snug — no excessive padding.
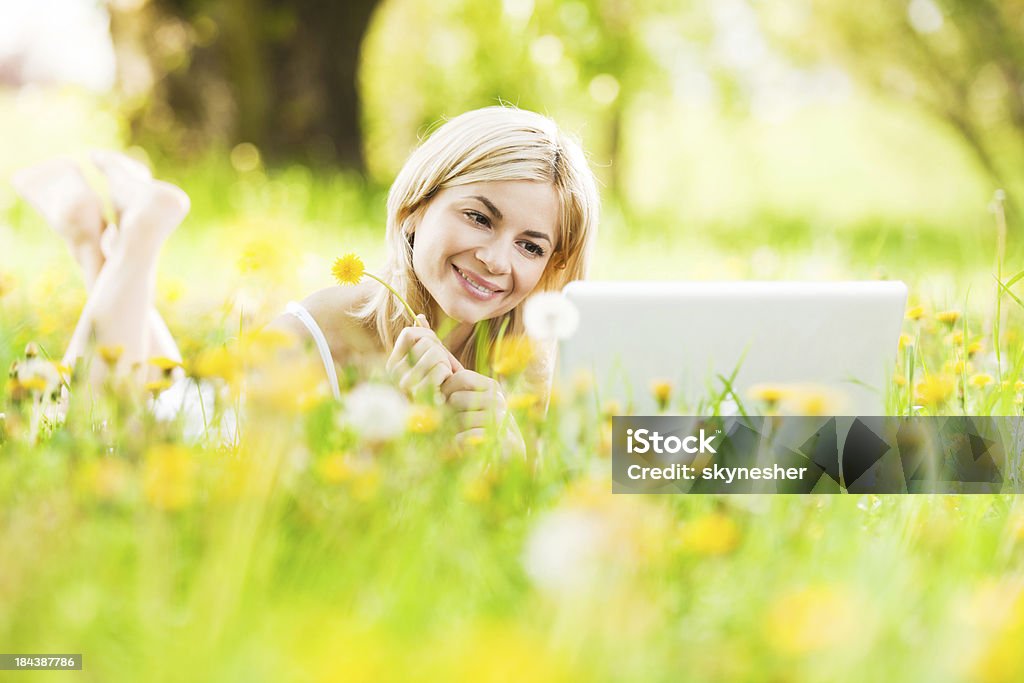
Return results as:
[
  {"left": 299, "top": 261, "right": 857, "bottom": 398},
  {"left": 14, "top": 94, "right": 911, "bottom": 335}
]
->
[
  {"left": 90, "top": 151, "right": 190, "bottom": 256},
  {"left": 11, "top": 158, "right": 105, "bottom": 246},
  {"left": 11, "top": 158, "right": 107, "bottom": 286}
]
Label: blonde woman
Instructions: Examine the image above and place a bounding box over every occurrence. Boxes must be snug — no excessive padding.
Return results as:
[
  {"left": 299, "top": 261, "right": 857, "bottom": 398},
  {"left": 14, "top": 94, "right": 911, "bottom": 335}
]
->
[{"left": 14, "top": 106, "right": 600, "bottom": 454}]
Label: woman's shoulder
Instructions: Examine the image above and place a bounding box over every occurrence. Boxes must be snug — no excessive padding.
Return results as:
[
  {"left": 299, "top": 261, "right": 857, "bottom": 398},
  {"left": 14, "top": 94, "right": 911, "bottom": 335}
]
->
[{"left": 269, "top": 283, "right": 381, "bottom": 362}]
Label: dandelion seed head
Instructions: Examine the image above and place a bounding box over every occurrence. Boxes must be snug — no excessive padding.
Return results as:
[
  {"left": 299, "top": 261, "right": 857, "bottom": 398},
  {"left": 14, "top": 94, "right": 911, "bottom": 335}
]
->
[
  {"left": 341, "top": 383, "right": 409, "bottom": 442},
  {"left": 523, "top": 293, "right": 580, "bottom": 340}
]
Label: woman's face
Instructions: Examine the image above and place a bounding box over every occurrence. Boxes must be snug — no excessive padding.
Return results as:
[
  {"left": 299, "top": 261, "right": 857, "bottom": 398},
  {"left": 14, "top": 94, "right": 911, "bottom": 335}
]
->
[{"left": 411, "top": 180, "right": 559, "bottom": 324}]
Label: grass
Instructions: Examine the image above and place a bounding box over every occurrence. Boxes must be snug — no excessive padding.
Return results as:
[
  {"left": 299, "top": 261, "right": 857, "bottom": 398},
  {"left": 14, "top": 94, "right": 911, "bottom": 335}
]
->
[{"left": 3, "top": 151, "right": 1024, "bottom": 682}]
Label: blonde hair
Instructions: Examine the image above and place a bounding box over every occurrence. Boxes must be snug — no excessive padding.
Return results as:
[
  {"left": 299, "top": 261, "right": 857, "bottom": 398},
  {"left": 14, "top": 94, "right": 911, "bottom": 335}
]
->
[{"left": 354, "top": 105, "right": 600, "bottom": 371}]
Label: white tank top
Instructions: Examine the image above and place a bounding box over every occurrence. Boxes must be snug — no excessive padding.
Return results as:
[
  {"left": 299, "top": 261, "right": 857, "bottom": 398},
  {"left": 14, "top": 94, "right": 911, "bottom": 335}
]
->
[{"left": 285, "top": 301, "right": 342, "bottom": 400}]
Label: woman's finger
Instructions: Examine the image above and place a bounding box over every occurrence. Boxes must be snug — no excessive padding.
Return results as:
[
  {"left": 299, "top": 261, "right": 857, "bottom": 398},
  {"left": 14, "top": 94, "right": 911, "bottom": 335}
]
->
[
  {"left": 455, "top": 410, "right": 491, "bottom": 430},
  {"left": 410, "top": 362, "right": 453, "bottom": 398},
  {"left": 386, "top": 326, "right": 431, "bottom": 374},
  {"left": 398, "top": 345, "right": 451, "bottom": 394},
  {"left": 447, "top": 389, "right": 491, "bottom": 411},
  {"left": 440, "top": 369, "right": 497, "bottom": 399},
  {"left": 388, "top": 330, "right": 444, "bottom": 376}
]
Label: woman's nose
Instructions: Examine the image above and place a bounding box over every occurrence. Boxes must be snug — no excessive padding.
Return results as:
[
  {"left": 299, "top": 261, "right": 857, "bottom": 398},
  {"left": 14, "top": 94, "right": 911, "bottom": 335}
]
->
[{"left": 476, "top": 241, "right": 512, "bottom": 275}]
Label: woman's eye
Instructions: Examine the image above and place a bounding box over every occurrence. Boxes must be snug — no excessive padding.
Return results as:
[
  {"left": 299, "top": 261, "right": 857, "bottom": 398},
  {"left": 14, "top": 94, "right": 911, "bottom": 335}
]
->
[
  {"left": 520, "top": 241, "right": 545, "bottom": 257},
  {"left": 465, "top": 211, "right": 490, "bottom": 227}
]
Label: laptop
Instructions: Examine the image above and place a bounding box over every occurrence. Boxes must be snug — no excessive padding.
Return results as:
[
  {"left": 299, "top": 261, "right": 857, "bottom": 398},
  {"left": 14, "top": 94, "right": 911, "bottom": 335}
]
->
[{"left": 557, "top": 281, "right": 908, "bottom": 415}]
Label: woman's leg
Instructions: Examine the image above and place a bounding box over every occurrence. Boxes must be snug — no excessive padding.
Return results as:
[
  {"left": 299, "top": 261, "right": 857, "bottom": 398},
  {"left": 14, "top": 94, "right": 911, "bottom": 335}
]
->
[
  {"left": 63, "top": 155, "right": 189, "bottom": 383},
  {"left": 12, "top": 154, "right": 186, "bottom": 372}
]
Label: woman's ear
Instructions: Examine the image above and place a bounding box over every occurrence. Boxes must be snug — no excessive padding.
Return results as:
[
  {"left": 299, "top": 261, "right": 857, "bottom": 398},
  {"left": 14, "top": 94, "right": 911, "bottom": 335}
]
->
[
  {"left": 404, "top": 204, "right": 427, "bottom": 249},
  {"left": 550, "top": 252, "right": 568, "bottom": 270}
]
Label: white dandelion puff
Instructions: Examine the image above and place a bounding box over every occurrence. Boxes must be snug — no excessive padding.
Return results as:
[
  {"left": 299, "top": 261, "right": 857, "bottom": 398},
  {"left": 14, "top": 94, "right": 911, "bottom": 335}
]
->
[{"left": 523, "top": 292, "right": 580, "bottom": 340}]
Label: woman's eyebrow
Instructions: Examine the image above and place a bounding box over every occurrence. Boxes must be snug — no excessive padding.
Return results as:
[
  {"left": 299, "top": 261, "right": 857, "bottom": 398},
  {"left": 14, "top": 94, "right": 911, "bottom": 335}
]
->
[
  {"left": 469, "top": 195, "right": 552, "bottom": 244},
  {"left": 523, "top": 230, "right": 552, "bottom": 245},
  {"left": 470, "top": 195, "right": 503, "bottom": 220}
]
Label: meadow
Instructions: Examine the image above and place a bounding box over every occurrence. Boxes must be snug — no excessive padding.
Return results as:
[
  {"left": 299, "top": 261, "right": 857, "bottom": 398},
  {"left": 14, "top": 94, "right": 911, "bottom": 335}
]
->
[{"left": 3, "top": 91, "right": 1024, "bottom": 682}]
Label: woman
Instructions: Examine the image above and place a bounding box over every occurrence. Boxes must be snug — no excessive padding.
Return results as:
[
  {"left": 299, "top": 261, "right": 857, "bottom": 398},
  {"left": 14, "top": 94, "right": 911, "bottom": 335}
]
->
[{"left": 14, "top": 106, "right": 600, "bottom": 453}]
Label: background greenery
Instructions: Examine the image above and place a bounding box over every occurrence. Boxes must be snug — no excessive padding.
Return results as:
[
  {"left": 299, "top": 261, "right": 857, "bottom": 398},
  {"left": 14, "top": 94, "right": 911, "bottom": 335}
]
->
[{"left": 3, "top": 0, "right": 1024, "bottom": 681}]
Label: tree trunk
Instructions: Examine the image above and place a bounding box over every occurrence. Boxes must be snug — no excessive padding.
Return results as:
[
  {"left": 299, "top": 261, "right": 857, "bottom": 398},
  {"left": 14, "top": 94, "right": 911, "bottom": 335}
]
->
[{"left": 150, "top": 0, "right": 381, "bottom": 170}]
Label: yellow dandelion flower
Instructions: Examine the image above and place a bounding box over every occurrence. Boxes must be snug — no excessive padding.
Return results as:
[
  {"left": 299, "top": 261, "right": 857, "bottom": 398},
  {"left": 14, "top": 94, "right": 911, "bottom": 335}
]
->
[
  {"left": 678, "top": 512, "right": 740, "bottom": 556},
  {"left": 237, "top": 238, "right": 287, "bottom": 276},
  {"left": 159, "top": 277, "right": 185, "bottom": 304},
  {"left": 1014, "top": 380, "right": 1024, "bottom": 393},
  {"left": 332, "top": 252, "right": 424, "bottom": 324},
  {"left": 601, "top": 399, "right": 623, "bottom": 419},
  {"left": 79, "top": 458, "right": 132, "bottom": 502},
  {"left": 142, "top": 444, "right": 196, "bottom": 511},
  {"left": 936, "top": 310, "right": 961, "bottom": 326},
  {"left": 972, "top": 634, "right": 1024, "bottom": 683},
  {"left": 0, "top": 271, "right": 17, "bottom": 298},
  {"left": 148, "top": 356, "right": 182, "bottom": 371},
  {"left": 190, "top": 346, "right": 242, "bottom": 384},
  {"left": 898, "top": 333, "right": 913, "bottom": 352},
  {"left": 749, "top": 383, "right": 787, "bottom": 405},
  {"left": 967, "top": 341, "right": 983, "bottom": 357},
  {"left": 247, "top": 356, "right": 327, "bottom": 414},
  {"left": 915, "top": 374, "right": 955, "bottom": 407},
  {"left": 905, "top": 305, "right": 925, "bottom": 321},
  {"left": 764, "top": 584, "right": 862, "bottom": 656},
  {"left": 547, "top": 383, "right": 563, "bottom": 408},
  {"left": 1009, "top": 513, "right": 1024, "bottom": 542},
  {"left": 316, "top": 453, "right": 354, "bottom": 484},
  {"left": 98, "top": 344, "right": 124, "bottom": 365},
  {"left": 407, "top": 405, "right": 442, "bottom": 434},
  {"left": 944, "top": 359, "right": 970, "bottom": 375},
  {"left": 508, "top": 393, "right": 540, "bottom": 411},
  {"left": 598, "top": 421, "right": 614, "bottom": 457},
  {"left": 893, "top": 372, "right": 907, "bottom": 386},
  {"left": 238, "top": 328, "right": 295, "bottom": 366},
  {"left": 949, "top": 330, "right": 964, "bottom": 346},
  {"left": 17, "top": 376, "right": 49, "bottom": 392},
  {"left": 462, "top": 471, "right": 494, "bottom": 503},
  {"left": 970, "top": 373, "right": 994, "bottom": 389},
  {"left": 492, "top": 336, "right": 534, "bottom": 376},
  {"left": 350, "top": 467, "right": 381, "bottom": 501},
  {"left": 651, "top": 379, "right": 672, "bottom": 410},
  {"left": 572, "top": 369, "right": 595, "bottom": 397},
  {"left": 786, "top": 387, "right": 836, "bottom": 416},
  {"left": 144, "top": 379, "right": 173, "bottom": 394},
  {"left": 331, "top": 253, "right": 365, "bottom": 286}
]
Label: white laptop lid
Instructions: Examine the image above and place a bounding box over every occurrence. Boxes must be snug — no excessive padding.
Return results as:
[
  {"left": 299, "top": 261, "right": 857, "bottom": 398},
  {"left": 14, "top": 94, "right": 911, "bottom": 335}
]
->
[{"left": 557, "top": 281, "right": 908, "bottom": 415}]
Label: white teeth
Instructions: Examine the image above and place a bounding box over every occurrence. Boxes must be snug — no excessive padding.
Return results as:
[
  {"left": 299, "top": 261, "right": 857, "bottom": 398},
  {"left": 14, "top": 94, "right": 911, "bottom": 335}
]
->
[{"left": 456, "top": 266, "right": 495, "bottom": 294}]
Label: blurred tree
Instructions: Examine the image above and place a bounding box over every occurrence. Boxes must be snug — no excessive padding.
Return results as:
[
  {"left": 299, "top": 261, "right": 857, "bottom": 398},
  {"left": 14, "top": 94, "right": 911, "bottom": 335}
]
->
[
  {"left": 121, "top": 0, "right": 381, "bottom": 168},
  {"left": 360, "top": 0, "right": 716, "bottom": 200},
  {"left": 757, "top": 0, "right": 1024, "bottom": 230}
]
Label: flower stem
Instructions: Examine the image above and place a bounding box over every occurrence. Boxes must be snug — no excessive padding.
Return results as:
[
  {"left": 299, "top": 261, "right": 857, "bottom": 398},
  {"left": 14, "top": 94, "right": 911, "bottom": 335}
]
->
[{"left": 364, "top": 273, "right": 422, "bottom": 326}]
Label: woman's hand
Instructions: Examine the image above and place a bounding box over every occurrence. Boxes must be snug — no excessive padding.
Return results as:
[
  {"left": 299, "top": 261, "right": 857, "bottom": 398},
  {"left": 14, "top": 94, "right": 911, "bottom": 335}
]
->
[
  {"left": 386, "top": 315, "right": 463, "bottom": 398},
  {"left": 440, "top": 369, "right": 525, "bottom": 456}
]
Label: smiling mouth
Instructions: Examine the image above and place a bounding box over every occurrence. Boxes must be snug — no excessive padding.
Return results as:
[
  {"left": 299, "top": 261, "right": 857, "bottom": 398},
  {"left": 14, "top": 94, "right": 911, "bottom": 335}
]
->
[{"left": 453, "top": 265, "right": 503, "bottom": 295}]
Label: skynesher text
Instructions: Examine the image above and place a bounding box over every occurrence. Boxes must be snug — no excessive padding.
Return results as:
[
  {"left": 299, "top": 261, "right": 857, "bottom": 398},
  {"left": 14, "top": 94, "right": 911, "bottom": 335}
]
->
[{"left": 627, "top": 463, "right": 808, "bottom": 483}]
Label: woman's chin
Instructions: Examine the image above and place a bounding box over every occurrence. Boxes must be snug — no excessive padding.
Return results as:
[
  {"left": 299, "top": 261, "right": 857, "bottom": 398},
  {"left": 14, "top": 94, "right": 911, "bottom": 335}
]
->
[{"left": 436, "top": 290, "right": 515, "bottom": 326}]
